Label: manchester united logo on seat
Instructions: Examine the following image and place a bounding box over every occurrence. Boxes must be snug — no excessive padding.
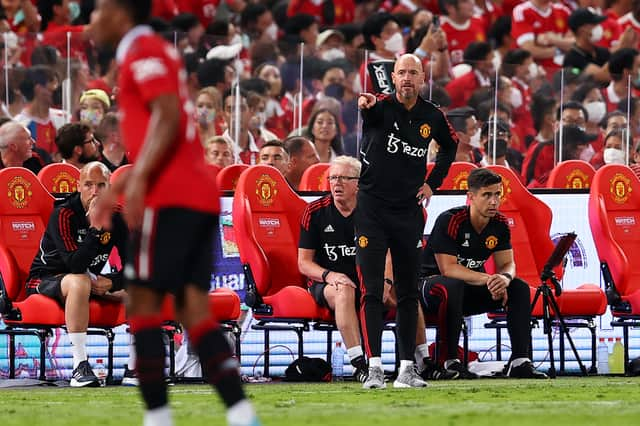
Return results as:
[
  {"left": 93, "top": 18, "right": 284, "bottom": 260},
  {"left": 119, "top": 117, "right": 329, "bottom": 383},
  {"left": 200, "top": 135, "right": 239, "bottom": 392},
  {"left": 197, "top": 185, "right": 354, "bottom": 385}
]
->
[
  {"left": 485, "top": 235, "right": 498, "bottom": 249},
  {"left": 256, "top": 174, "right": 278, "bottom": 207},
  {"left": 566, "top": 169, "right": 589, "bottom": 189},
  {"left": 53, "top": 172, "right": 77, "bottom": 193},
  {"left": 7, "top": 176, "right": 32, "bottom": 209},
  {"left": 419, "top": 124, "right": 431, "bottom": 139},
  {"left": 609, "top": 173, "right": 632, "bottom": 204},
  {"left": 453, "top": 172, "right": 469, "bottom": 190},
  {"left": 498, "top": 175, "right": 511, "bottom": 204}
]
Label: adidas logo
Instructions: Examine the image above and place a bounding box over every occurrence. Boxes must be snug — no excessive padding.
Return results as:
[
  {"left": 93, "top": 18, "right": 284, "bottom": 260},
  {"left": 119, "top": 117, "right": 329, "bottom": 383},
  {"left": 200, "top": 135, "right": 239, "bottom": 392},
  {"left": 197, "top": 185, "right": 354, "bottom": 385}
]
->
[
  {"left": 462, "top": 240, "right": 469, "bottom": 247},
  {"left": 324, "top": 225, "right": 335, "bottom": 233},
  {"left": 416, "top": 240, "right": 423, "bottom": 248}
]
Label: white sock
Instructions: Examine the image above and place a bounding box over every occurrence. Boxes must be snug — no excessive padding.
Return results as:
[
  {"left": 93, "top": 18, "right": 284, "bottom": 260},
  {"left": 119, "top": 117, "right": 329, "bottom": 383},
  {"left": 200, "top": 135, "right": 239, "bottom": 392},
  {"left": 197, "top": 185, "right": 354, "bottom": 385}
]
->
[
  {"left": 510, "top": 357, "right": 530, "bottom": 368},
  {"left": 444, "top": 359, "right": 460, "bottom": 369},
  {"left": 369, "top": 357, "right": 382, "bottom": 369},
  {"left": 227, "top": 399, "right": 256, "bottom": 426},
  {"left": 414, "top": 344, "right": 429, "bottom": 370},
  {"left": 347, "top": 346, "right": 363, "bottom": 362},
  {"left": 399, "top": 360, "right": 414, "bottom": 374},
  {"left": 128, "top": 334, "right": 136, "bottom": 369},
  {"left": 143, "top": 406, "right": 173, "bottom": 426},
  {"left": 68, "top": 332, "right": 87, "bottom": 369}
]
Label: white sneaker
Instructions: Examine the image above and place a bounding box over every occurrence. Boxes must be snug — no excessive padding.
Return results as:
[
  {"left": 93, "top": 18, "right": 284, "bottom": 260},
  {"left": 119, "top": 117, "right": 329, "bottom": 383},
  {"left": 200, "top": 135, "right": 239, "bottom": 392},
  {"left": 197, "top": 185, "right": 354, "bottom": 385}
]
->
[
  {"left": 362, "top": 366, "right": 386, "bottom": 389},
  {"left": 393, "top": 367, "right": 428, "bottom": 388}
]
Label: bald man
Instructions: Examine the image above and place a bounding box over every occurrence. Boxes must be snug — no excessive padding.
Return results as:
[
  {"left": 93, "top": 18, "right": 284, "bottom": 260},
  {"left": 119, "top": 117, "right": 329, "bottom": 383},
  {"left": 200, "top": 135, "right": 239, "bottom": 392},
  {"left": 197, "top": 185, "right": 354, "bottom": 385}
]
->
[
  {"left": 356, "top": 54, "right": 459, "bottom": 389},
  {"left": 26, "top": 162, "right": 129, "bottom": 387},
  {"left": 0, "top": 121, "right": 45, "bottom": 174}
]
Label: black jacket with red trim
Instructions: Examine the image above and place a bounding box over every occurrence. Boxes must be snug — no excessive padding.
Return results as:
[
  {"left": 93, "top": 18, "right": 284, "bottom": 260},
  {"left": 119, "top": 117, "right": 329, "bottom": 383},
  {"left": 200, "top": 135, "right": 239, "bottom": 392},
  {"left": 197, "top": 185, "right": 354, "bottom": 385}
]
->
[{"left": 27, "top": 192, "right": 128, "bottom": 291}]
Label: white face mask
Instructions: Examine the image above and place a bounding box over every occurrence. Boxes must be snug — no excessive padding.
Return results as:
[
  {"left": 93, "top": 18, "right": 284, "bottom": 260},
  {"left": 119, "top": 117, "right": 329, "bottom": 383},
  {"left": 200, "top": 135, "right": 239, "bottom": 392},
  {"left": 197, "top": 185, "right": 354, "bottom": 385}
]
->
[
  {"left": 585, "top": 101, "right": 606, "bottom": 124},
  {"left": 510, "top": 88, "right": 523, "bottom": 109},
  {"left": 264, "top": 23, "right": 278, "bottom": 41},
  {"left": 590, "top": 25, "right": 604, "bottom": 43},
  {"left": 469, "top": 128, "right": 482, "bottom": 148},
  {"left": 321, "top": 48, "right": 346, "bottom": 61},
  {"left": 384, "top": 32, "right": 404, "bottom": 54},
  {"left": 579, "top": 143, "right": 596, "bottom": 161},
  {"left": 604, "top": 147, "right": 626, "bottom": 164},
  {"left": 491, "top": 53, "right": 502, "bottom": 74},
  {"left": 528, "top": 62, "right": 539, "bottom": 80},
  {"left": 229, "top": 34, "right": 243, "bottom": 46}
]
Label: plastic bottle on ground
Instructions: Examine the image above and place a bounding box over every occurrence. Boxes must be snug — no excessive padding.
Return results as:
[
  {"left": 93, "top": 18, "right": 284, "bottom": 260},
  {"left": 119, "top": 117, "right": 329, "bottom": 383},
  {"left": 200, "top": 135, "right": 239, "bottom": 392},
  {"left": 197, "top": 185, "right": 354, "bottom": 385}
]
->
[
  {"left": 331, "top": 341, "right": 346, "bottom": 382},
  {"left": 597, "top": 337, "right": 609, "bottom": 375},
  {"left": 95, "top": 358, "right": 107, "bottom": 386},
  {"left": 610, "top": 337, "right": 625, "bottom": 374}
]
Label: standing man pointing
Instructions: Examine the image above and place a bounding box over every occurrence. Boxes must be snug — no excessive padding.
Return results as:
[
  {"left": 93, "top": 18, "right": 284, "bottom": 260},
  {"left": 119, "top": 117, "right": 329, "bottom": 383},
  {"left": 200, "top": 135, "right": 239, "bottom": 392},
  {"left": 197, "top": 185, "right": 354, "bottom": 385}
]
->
[{"left": 357, "top": 54, "right": 458, "bottom": 389}]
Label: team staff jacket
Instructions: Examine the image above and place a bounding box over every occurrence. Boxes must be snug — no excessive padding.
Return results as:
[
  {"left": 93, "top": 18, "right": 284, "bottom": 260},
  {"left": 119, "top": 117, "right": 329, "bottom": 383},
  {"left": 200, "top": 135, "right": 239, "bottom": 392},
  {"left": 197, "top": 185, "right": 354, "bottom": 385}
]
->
[
  {"left": 359, "top": 94, "right": 458, "bottom": 206},
  {"left": 27, "top": 192, "right": 128, "bottom": 291},
  {"left": 299, "top": 195, "right": 357, "bottom": 285},
  {"left": 421, "top": 206, "right": 511, "bottom": 277}
]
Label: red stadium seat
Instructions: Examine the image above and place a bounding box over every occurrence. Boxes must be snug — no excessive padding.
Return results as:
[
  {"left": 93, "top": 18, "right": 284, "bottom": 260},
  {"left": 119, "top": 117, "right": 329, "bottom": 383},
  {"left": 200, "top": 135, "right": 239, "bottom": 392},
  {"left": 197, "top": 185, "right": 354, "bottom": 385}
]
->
[
  {"left": 438, "top": 162, "right": 478, "bottom": 190},
  {"left": 546, "top": 160, "right": 596, "bottom": 189},
  {"left": 37, "top": 163, "right": 80, "bottom": 195},
  {"left": 0, "top": 168, "right": 126, "bottom": 381},
  {"left": 298, "top": 163, "right": 330, "bottom": 191},
  {"left": 232, "top": 165, "right": 334, "bottom": 376},
  {"left": 484, "top": 165, "right": 606, "bottom": 372},
  {"left": 216, "top": 164, "right": 250, "bottom": 191},
  {"left": 588, "top": 164, "right": 640, "bottom": 372}
]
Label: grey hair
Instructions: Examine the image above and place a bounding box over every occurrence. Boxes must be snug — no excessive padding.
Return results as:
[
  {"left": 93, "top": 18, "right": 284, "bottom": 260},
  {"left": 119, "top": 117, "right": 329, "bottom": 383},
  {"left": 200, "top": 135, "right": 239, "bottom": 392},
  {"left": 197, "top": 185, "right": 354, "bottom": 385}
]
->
[
  {"left": 81, "top": 161, "right": 111, "bottom": 181},
  {"left": 331, "top": 155, "right": 361, "bottom": 177},
  {"left": 0, "top": 121, "right": 29, "bottom": 149}
]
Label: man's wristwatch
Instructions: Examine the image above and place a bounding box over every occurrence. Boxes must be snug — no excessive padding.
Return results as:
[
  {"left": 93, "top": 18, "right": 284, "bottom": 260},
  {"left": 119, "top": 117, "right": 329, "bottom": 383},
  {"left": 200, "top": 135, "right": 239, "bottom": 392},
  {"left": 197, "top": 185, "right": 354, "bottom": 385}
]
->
[
  {"left": 322, "top": 269, "right": 331, "bottom": 283},
  {"left": 501, "top": 272, "right": 513, "bottom": 282}
]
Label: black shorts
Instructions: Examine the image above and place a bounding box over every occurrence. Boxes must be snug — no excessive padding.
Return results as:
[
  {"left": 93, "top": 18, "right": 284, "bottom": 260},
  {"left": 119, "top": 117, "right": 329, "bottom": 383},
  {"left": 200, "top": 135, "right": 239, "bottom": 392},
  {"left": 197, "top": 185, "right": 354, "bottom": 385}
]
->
[
  {"left": 26, "top": 274, "right": 65, "bottom": 306},
  {"left": 308, "top": 280, "right": 361, "bottom": 311},
  {"left": 126, "top": 207, "right": 217, "bottom": 293}
]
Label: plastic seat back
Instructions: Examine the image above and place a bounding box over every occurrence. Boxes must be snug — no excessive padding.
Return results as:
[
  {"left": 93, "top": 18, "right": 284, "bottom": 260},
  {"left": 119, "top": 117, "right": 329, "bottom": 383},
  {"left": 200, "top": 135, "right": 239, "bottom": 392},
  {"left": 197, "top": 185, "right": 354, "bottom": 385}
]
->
[
  {"left": 232, "top": 165, "right": 307, "bottom": 297},
  {"left": 0, "top": 168, "right": 54, "bottom": 302},
  {"left": 439, "top": 162, "right": 477, "bottom": 190},
  {"left": 298, "top": 163, "right": 330, "bottom": 191},
  {"left": 37, "top": 163, "right": 80, "bottom": 195},
  {"left": 486, "top": 165, "right": 561, "bottom": 286},
  {"left": 588, "top": 165, "right": 640, "bottom": 297},
  {"left": 547, "top": 160, "right": 596, "bottom": 189},
  {"left": 217, "top": 164, "right": 250, "bottom": 191}
]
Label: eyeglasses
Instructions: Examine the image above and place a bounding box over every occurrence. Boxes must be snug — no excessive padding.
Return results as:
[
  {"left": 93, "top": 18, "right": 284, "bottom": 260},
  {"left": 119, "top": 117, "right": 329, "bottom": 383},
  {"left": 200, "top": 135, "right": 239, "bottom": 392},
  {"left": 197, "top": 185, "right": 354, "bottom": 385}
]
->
[
  {"left": 83, "top": 136, "right": 98, "bottom": 145},
  {"left": 328, "top": 175, "right": 359, "bottom": 183}
]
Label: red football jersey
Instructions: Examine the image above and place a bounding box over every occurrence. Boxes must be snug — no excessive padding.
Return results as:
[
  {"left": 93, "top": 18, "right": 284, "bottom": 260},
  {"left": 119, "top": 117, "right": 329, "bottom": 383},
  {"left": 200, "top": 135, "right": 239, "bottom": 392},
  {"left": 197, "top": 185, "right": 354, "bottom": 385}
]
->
[
  {"left": 176, "top": 0, "right": 221, "bottom": 26},
  {"left": 440, "top": 16, "right": 487, "bottom": 66},
  {"left": 618, "top": 12, "right": 640, "bottom": 50},
  {"left": 117, "top": 27, "right": 219, "bottom": 214},
  {"left": 511, "top": 1, "right": 570, "bottom": 71}
]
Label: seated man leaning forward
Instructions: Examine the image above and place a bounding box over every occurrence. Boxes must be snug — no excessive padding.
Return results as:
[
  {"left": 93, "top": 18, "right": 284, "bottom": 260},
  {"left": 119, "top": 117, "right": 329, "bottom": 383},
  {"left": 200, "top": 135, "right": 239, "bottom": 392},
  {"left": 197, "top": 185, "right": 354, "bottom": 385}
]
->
[
  {"left": 420, "top": 167, "right": 548, "bottom": 379},
  {"left": 25, "top": 161, "right": 129, "bottom": 387},
  {"left": 298, "top": 155, "right": 369, "bottom": 382}
]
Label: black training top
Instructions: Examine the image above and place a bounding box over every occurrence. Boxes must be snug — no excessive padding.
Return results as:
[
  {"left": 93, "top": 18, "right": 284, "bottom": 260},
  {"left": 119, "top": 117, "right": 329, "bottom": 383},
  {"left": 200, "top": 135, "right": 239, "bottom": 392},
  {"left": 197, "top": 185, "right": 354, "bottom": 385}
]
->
[
  {"left": 27, "top": 192, "right": 129, "bottom": 291},
  {"left": 299, "top": 195, "right": 357, "bottom": 286},
  {"left": 421, "top": 206, "right": 512, "bottom": 277},
  {"left": 359, "top": 94, "right": 458, "bottom": 206}
]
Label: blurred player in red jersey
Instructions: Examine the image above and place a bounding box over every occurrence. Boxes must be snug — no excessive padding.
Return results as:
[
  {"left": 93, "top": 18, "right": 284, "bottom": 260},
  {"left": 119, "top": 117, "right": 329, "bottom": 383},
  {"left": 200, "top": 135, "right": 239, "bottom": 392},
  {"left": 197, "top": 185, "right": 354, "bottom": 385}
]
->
[{"left": 90, "top": 1, "right": 260, "bottom": 425}]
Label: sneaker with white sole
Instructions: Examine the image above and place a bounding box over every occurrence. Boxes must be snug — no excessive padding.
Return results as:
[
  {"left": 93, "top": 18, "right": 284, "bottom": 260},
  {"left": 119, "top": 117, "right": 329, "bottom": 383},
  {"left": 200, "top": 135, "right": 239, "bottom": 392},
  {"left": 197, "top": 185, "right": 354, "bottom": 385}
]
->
[
  {"left": 70, "top": 360, "right": 100, "bottom": 388},
  {"left": 393, "top": 367, "right": 428, "bottom": 388},
  {"left": 362, "top": 366, "right": 386, "bottom": 389},
  {"left": 121, "top": 364, "right": 139, "bottom": 386}
]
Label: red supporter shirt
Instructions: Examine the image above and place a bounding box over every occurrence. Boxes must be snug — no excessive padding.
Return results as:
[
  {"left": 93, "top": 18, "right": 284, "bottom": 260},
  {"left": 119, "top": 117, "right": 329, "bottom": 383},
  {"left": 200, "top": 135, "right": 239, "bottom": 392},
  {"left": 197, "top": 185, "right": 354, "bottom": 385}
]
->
[
  {"left": 618, "top": 13, "right": 640, "bottom": 49},
  {"left": 511, "top": 1, "right": 570, "bottom": 71},
  {"left": 598, "top": 11, "right": 622, "bottom": 49},
  {"left": 116, "top": 26, "right": 219, "bottom": 214},
  {"left": 42, "top": 23, "right": 87, "bottom": 61},
  {"left": 286, "top": 0, "right": 355, "bottom": 25},
  {"left": 440, "top": 16, "right": 486, "bottom": 66},
  {"left": 152, "top": 0, "right": 179, "bottom": 20},
  {"left": 445, "top": 71, "right": 480, "bottom": 109},
  {"left": 176, "top": 0, "right": 221, "bottom": 26}
]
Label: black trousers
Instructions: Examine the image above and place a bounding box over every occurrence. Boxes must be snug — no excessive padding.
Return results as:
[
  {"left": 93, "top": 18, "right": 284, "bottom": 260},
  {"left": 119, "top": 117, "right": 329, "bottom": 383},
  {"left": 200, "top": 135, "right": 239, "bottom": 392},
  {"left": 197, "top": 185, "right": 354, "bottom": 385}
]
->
[
  {"left": 355, "top": 192, "right": 425, "bottom": 360},
  {"left": 421, "top": 276, "right": 532, "bottom": 362}
]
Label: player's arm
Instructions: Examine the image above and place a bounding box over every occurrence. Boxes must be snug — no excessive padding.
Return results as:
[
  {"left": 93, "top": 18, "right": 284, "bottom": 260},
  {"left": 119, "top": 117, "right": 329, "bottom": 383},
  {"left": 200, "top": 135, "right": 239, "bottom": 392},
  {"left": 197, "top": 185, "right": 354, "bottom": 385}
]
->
[
  {"left": 298, "top": 248, "right": 355, "bottom": 288},
  {"left": 425, "top": 109, "right": 458, "bottom": 191},
  {"left": 434, "top": 253, "right": 490, "bottom": 285},
  {"left": 486, "top": 249, "right": 515, "bottom": 299},
  {"left": 51, "top": 208, "right": 102, "bottom": 273},
  {"left": 518, "top": 40, "right": 556, "bottom": 59}
]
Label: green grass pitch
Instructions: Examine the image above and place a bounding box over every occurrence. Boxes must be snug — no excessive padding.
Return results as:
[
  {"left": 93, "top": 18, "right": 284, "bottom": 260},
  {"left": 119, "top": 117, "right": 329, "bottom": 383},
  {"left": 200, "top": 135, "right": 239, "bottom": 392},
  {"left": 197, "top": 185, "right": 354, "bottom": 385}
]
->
[{"left": 0, "top": 377, "right": 638, "bottom": 425}]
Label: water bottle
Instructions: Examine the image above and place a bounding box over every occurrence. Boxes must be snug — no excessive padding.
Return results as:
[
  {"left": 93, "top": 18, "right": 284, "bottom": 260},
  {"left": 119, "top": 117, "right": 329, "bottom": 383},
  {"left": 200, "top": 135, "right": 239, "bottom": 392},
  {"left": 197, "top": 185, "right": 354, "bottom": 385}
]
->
[
  {"left": 331, "top": 341, "right": 345, "bottom": 382},
  {"left": 610, "top": 337, "right": 625, "bottom": 374},
  {"left": 95, "top": 358, "right": 107, "bottom": 386},
  {"left": 597, "top": 337, "right": 609, "bottom": 374}
]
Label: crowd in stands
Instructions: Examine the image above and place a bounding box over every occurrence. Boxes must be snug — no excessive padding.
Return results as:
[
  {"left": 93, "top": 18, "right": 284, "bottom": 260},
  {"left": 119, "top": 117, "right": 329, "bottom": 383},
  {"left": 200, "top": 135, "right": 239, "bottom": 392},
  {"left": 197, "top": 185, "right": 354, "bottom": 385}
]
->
[{"left": 2, "top": 0, "right": 640, "bottom": 186}]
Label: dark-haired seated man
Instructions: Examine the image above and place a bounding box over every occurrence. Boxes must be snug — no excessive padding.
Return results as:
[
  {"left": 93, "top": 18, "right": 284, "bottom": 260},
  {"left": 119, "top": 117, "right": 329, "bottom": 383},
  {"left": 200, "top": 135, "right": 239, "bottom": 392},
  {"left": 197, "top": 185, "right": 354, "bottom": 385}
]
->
[{"left": 420, "top": 167, "right": 548, "bottom": 379}]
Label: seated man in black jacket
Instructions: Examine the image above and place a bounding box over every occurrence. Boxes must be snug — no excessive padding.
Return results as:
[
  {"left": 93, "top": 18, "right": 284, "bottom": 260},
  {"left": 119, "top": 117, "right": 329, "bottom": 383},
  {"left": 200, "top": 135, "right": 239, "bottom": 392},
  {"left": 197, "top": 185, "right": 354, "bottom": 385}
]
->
[{"left": 25, "top": 161, "right": 128, "bottom": 387}]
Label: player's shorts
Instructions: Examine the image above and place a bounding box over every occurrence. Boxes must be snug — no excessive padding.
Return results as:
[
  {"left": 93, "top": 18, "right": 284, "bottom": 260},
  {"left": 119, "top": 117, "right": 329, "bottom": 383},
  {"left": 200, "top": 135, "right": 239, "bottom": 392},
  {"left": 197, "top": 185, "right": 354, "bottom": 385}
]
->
[
  {"left": 26, "top": 274, "right": 66, "bottom": 306},
  {"left": 126, "top": 207, "right": 217, "bottom": 293},
  {"left": 308, "top": 280, "right": 361, "bottom": 311}
]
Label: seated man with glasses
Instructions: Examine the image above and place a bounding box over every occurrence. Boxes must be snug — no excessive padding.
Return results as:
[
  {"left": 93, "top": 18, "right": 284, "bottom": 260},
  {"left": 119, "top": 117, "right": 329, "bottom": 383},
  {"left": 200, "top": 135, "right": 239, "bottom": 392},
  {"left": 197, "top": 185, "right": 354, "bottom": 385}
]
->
[
  {"left": 298, "top": 156, "right": 369, "bottom": 382},
  {"left": 55, "top": 122, "right": 102, "bottom": 170}
]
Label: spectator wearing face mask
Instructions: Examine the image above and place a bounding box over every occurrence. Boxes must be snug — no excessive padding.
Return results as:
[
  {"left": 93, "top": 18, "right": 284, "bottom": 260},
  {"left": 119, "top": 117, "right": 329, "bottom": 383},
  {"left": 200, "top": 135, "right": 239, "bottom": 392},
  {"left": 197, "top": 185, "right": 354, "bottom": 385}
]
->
[
  {"left": 563, "top": 8, "right": 611, "bottom": 83},
  {"left": 601, "top": 128, "right": 630, "bottom": 166},
  {"left": 590, "top": 110, "right": 628, "bottom": 169},
  {"left": 254, "top": 63, "right": 290, "bottom": 139},
  {"left": 447, "top": 107, "right": 483, "bottom": 164},
  {"left": 479, "top": 119, "right": 523, "bottom": 177},
  {"left": 77, "top": 89, "right": 110, "bottom": 129},
  {"left": 195, "top": 86, "right": 225, "bottom": 143},
  {"left": 301, "top": 61, "right": 347, "bottom": 126},
  {"left": 571, "top": 81, "right": 608, "bottom": 158}
]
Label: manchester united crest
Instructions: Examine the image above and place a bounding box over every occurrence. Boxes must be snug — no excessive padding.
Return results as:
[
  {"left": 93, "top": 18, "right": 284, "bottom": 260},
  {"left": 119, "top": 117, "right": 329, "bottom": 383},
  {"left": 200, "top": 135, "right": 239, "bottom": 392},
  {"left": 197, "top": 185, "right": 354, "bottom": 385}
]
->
[
  {"left": 498, "top": 176, "right": 510, "bottom": 204},
  {"left": 485, "top": 235, "right": 498, "bottom": 249},
  {"left": 256, "top": 174, "right": 278, "bottom": 206},
  {"left": 358, "top": 236, "right": 369, "bottom": 248},
  {"left": 453, "top": 172, "right": 469, "bottom": 190},
  {"left": 419, "top": 123, "right": 431, "bottom": 139},
  {"left": 53, "top": 172, "right": 77, "bottom": 193},
  {"left": 100, "top": 231, "right": 111, "bottom": 245},
  {"left": 610, "top": 173, "right": 632, "bottom": 204},
  {"left": 566, "top": 169, "right": 589, "bottom": 189},
  {"left": 7, "top": 176, "right": 32, "bottom": 209}
]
